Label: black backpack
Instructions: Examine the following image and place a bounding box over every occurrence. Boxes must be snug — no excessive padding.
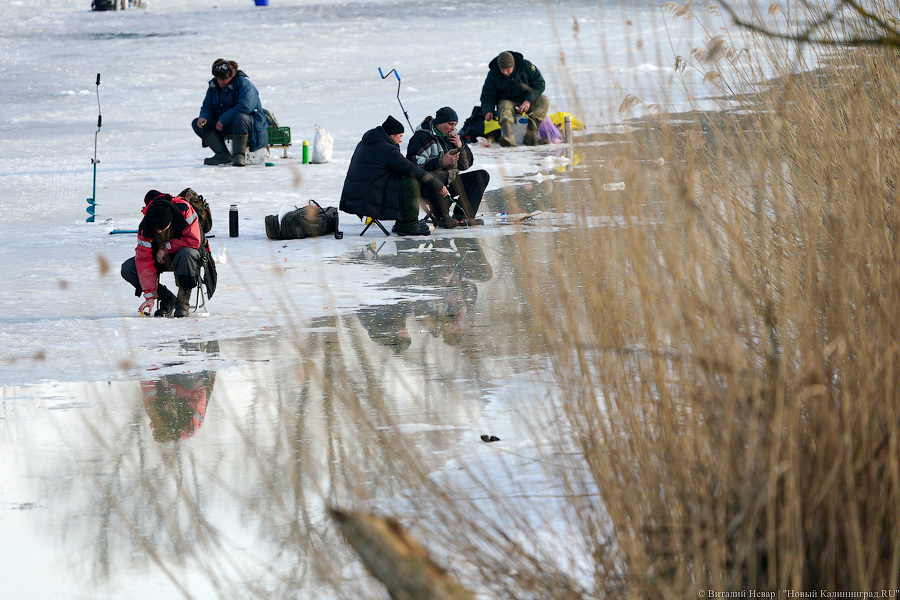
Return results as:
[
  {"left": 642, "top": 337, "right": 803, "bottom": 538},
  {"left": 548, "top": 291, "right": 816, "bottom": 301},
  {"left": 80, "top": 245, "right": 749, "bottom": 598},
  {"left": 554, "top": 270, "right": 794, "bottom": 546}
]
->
[
  {"left": 459, "top": 105, "right": 496, "bottom": 143},
  {"left": 265, "top": 200, "right": 339, "bottom": 240}
]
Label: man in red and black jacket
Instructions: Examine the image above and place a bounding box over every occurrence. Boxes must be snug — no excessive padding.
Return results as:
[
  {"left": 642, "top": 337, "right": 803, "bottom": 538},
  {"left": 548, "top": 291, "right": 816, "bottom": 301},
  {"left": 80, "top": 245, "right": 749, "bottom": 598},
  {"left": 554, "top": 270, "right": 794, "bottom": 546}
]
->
[{"left": 121, "top": 190, "right": 203, "bottom": 317}]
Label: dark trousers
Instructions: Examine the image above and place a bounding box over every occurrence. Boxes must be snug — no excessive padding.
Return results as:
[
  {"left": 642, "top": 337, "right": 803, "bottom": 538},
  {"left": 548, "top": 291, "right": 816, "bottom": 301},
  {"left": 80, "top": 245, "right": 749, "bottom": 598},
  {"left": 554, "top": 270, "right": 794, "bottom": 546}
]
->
[
  {"left": 192, "top": 113, "right": 253, "bottom": 139},
  {"left": 121, "top": 247, "right": 202, "bottom": 298},
  {"left": 449, "top": 169, "right": 489, "bottom": 218},
  {"left": 399, "top": 177, "right": 424, "bottom": 225},
  {"left": 421, "top": 169, "right": 490, "bottom": 222}
]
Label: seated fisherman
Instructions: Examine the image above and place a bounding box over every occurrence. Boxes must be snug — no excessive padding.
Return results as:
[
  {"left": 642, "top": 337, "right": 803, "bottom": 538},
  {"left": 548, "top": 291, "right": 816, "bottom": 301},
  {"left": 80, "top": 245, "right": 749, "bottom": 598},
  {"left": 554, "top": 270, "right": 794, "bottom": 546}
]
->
[
  {"left": 340, "top": 116, "right": 450, "bottom": 236},
  {"left": 406, "top": 106, "right": 489, "bottom": 228},
  {"left": 481, "top": 51, "right": 550, "bottom": 147},
  {"left": 191, "top": 59, "right": 269, "bottom": 167}
]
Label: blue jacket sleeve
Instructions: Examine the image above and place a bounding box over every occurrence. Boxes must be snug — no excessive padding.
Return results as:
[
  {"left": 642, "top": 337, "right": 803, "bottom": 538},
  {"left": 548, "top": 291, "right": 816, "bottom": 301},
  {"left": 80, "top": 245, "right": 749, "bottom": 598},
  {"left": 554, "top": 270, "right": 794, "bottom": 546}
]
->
[
  {"left": 219, "top": 79, "right": 260, "bottom": 127},
  {"left": 199, "top": 85, "right": 216, "bottom": 122}
]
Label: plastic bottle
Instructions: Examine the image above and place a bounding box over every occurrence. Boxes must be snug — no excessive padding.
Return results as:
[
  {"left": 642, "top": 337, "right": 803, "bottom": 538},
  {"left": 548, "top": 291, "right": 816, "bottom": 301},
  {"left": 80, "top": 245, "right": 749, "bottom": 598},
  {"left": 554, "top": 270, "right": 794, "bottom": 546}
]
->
[{"left": 302, "top": 140, "right": 309, "bottom": 164}]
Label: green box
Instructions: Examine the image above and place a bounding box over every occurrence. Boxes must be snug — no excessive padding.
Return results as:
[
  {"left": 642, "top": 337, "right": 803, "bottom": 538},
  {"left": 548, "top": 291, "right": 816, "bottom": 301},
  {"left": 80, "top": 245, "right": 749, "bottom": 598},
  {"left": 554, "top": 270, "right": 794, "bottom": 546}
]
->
[{"left": 267, "top": 126, "right": 291, "bottom": 145}]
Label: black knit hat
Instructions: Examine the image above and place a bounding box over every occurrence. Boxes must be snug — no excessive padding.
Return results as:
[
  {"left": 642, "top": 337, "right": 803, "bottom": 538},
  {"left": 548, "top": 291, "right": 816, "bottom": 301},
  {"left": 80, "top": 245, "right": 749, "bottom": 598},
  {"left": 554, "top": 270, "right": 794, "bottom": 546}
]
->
[
  {"left": 145, "top": 201, "right": 173, "bottom": 231},
  {"left": 433, "top": 107, "right": 458, "bottom": 125},
  {"left": 498, "top": 51, "right": 515, "bottom": 69},
  {"left": 382, "top": 115, "right": 404, "bottom": 135}
]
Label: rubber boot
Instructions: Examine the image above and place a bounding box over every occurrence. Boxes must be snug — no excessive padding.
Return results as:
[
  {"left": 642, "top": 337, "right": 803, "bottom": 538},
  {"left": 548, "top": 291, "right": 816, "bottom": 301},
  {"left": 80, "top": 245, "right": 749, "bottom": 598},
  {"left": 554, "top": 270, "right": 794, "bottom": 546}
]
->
[
  {"left": 523, "top": 119, "right": 547, "bottom": 146},
  {"left": 391, "top": 220, "right": 430, "bottom": 236},
  {"left": 231, "top": 134, "right": 249, "bottom": 167},
  {"left": 202, "top": 131, "right": 232, "bottom": 165},
  {"left": 434, "top": 195, "right": 458, "bottom": 229},
  {"left": 173, "top": 287, "right": 192, "bottom": 318},
  {"left": 498, "top": 119, "right": 516, "bottom": 147},
  {"left": 154, "top": 285, "right": 176, "bottom": 317}
]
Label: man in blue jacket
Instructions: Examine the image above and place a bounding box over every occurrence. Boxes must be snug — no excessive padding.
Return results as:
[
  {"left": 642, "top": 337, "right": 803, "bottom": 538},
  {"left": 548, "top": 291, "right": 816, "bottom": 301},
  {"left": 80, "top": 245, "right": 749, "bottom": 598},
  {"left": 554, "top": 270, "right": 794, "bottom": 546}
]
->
[
  {"left": 480, "top": 51, "right": 550, "bottom": 147},
  {"left": 191, "top": 59, "right": 268, "bottom": 167},
  {"left": 340, "top": 116, "right": 450, "bottom": 236}
]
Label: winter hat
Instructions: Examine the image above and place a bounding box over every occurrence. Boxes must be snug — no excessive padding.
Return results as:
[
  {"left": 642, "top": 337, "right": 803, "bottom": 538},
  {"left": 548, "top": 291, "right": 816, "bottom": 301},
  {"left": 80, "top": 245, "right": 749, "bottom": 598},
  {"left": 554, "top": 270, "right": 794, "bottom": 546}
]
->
[
  {"left": 382, "top": 115, "right": 405, "bottom": 136},
  {"left": 497, "top": 51, "right": 515, "bottom": 69},
  {"left": 145, "top": 201, "right": 173, "bottom": 231},
  {"left": 433, "top": 107, "right": 458, "bottom": 125},
  {"left": 211, "top": 58, "right": 237, "bottom": 79}
]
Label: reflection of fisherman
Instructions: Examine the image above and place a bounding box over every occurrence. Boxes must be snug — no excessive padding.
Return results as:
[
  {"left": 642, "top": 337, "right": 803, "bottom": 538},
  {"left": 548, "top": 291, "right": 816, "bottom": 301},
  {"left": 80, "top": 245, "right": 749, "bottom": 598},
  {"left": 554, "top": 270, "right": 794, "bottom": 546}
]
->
[
  {"left": 355, "top": 238, "right": 493, "bottom": 349},
  {"left": 356, "top": 304, "right": 413, "bottom": 354},
  {"left": 420, "top": 238, "right": 490, "bottom": 345},
  {"left": 141, "top": 371, "right": 215, "bottom": 442},
  {"left": 484, "top": 178, "right": 556, "bottom": 215}
]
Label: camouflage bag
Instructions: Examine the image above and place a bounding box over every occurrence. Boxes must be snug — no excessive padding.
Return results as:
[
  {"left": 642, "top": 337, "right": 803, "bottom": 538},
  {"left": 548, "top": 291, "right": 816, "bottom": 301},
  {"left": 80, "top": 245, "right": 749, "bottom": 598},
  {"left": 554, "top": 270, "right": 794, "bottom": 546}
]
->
[{"left": 178, "top": 188, "right": 212, "bottom": 234}]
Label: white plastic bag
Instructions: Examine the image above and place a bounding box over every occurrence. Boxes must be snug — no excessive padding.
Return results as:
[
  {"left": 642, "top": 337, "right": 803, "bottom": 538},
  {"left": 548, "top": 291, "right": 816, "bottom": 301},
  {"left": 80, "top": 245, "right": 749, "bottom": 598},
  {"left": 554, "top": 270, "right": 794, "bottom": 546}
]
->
[{"left": 311, "top": 124, "right": 333, "bottom": 163}]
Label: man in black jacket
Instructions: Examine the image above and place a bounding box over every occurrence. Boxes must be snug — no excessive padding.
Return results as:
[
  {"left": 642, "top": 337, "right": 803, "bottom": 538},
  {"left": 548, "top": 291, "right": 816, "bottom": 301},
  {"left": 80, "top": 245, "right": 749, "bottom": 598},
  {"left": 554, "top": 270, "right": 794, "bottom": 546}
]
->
[
  {"left": 340, "top": 116, "right": 449, "bottom": 236},
  {"left": 480, "top": 51, "right": 550, "bottom": 147},
  {"left": 406, "top": 106, "right": 489, "bottom": 227}
]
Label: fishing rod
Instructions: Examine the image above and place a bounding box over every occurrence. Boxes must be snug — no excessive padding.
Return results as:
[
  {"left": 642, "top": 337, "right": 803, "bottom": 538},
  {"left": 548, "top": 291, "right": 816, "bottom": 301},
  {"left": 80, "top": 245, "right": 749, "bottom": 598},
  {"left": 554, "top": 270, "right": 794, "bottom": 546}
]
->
[
  {"left": 378, "top": 67, "right": 413, "bottom": 132},
  {"left": 86, "top": 73, "right": 101, "bottom": 223}
]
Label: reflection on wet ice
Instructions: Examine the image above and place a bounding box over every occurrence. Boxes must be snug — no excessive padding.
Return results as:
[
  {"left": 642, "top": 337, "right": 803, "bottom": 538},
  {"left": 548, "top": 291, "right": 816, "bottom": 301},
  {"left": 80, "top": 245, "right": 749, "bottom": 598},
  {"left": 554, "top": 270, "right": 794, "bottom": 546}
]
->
[
  {"left": 1, "top": 228, "right": 554, "bottom": 597},
  {"left": 354, "top": 237, "right": 494, "bottom": 352},
  {"left": 142, "top": 371, "right": 215, "bottom": 442}
]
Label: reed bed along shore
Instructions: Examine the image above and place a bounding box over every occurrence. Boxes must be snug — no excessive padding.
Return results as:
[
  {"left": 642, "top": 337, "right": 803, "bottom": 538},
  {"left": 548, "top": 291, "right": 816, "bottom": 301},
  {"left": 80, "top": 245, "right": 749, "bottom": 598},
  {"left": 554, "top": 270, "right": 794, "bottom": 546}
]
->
[
  {"left": 384, "top": 6, "right": 900, "bottom": 598},
  {"left": 493, "top": 15, "right": 900, "bottom": 600}
]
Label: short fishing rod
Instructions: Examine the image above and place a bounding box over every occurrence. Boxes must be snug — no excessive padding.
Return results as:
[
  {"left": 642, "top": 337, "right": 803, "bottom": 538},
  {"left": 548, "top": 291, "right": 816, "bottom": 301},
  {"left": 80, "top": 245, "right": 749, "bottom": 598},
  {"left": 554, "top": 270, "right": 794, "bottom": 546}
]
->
[
  {"left": 378, "top": 67, "right": 413, "bottom": 132},
  {"left": 86, "top": 73, "right": 101, "bottom": 222}
]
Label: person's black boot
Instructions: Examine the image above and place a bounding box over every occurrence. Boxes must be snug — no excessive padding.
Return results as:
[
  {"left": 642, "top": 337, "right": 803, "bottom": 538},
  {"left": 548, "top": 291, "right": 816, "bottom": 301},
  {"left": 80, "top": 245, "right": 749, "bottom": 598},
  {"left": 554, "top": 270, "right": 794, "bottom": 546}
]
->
[
  {"left": 391, "top": 220, "right": 430, "bottom": 236},
  {"left": 202, "top": 131, "right": 232, "bottom": 165},
  {"left": 434, "top": 216, "right": 458, "bottom": 229},
  {"left": 452, "top": 208, "right": 484, "bottom": 227},
  {"left": 154, "top": 286, "right": 176, "bottom": 317},
  {"left": 173, "top": 287, "right": 192, "bottom": 318}
]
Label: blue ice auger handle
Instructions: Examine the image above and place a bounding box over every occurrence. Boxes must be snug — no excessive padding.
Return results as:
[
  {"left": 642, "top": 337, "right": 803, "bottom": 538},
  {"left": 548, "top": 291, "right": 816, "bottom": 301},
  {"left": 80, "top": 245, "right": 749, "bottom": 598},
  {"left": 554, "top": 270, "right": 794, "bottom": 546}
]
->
[
  {"left": 378, "top": 67, "right": 401, "bottom": 81},
  {"left": 378, "top": 68, "right": 413, "bottom": 131},
  {"left": 87, "top": 73, "right": 102, "bottom": 223}
]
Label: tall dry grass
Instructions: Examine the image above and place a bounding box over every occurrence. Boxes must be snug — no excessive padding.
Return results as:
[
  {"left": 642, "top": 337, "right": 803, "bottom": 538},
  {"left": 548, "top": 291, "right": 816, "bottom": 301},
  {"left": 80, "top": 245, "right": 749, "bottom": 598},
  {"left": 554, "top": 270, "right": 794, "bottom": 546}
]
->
[
  {"left": 499, "top": 10, "right": 900, "bottom": 598},
  {"left": 380, "top": 6, "right": 900, "bottom": 599}
]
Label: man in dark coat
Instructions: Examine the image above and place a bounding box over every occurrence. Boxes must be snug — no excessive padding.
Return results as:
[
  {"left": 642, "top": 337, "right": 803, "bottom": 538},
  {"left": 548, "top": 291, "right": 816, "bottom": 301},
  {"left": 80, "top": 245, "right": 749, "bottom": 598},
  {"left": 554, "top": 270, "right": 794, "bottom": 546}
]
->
[
  {"left": 340, "top": 116, "right": 449, "bottom": 236},
  {"left": 191, "top": 59, "right": 269, "bottom": 167},
  {"left": 480, "top": 51, "right": 550, "bottom": 147},
  {"left": 406, "top": 106, "right": 489, "bottom": 227}
]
